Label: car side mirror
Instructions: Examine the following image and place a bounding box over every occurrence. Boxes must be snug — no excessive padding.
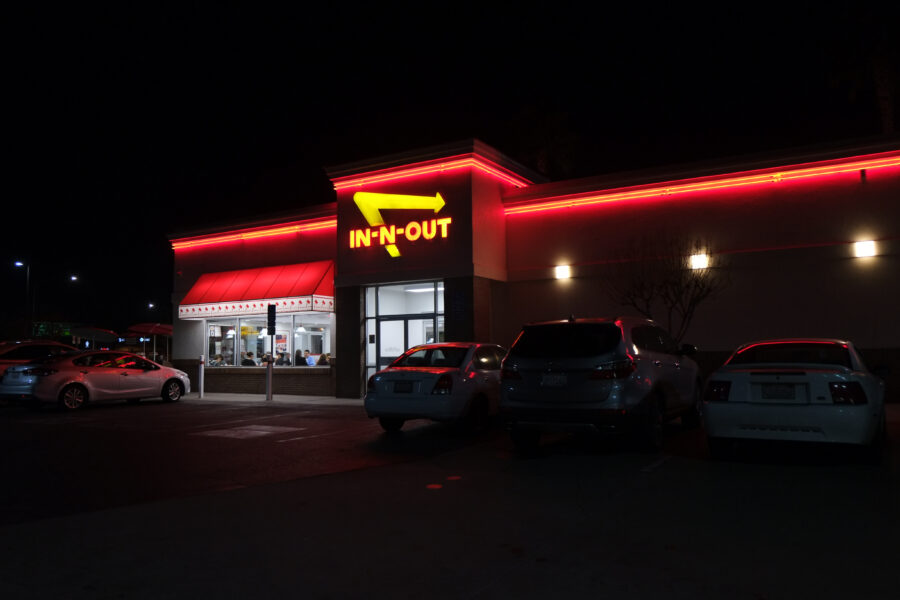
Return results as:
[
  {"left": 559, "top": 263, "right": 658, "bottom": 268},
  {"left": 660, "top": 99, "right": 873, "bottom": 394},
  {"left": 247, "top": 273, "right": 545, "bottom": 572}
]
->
[{"left": 680, "top": 344, "right": 698, "bottom": 356}]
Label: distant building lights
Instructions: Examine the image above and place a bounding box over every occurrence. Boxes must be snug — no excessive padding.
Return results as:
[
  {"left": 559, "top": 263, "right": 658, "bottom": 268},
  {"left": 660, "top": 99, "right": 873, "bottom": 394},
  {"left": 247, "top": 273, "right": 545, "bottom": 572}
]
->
[
  {"left": 14, "top": 261, "right": 25, "bottom": 267},
  {"left": 70, "top": 275, "right": 79, "bottom": 281},
  {"left": 690, "top": 253, "right": 710, "bottom": 270},
  {"left": 555, "top": 265, "right": 571, "bottom": 279},
  {"left": 853, "top": 240, "right": 877, "bottom": 258},
  {"left": 148, "top": 303, "right": 155, "bottom": 309}
]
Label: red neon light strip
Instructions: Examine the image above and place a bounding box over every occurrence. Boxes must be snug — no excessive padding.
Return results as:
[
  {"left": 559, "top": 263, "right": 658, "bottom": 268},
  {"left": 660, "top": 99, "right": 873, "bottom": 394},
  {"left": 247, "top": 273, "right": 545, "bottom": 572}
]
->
[
  {"left": 171, "top": 218, "right": 337, "bottom": 250},
  {"left": 504, "top": 153, "right": 900, "bottom": 215},
  {"left": 332, "top": 156, "right": 532, "bottom": 190}
]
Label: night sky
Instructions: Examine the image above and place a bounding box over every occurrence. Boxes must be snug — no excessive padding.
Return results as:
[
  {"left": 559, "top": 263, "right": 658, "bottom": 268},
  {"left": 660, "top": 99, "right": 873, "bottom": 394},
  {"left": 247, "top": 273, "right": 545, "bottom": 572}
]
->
[{"left": 3, "top": 4, "right": 898, "bottom": 337}]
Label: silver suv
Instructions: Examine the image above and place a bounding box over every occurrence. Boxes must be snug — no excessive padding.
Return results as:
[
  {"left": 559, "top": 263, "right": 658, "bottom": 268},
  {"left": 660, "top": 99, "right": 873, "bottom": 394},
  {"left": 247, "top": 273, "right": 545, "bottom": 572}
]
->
[{"left": 499, "top": 316, "right": 702, "bottom": 452}]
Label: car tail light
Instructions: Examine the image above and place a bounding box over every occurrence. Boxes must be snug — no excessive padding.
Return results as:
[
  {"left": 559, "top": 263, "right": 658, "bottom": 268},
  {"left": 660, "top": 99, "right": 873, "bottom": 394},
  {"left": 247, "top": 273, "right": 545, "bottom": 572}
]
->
[
  {"left": 367, "top": 374, "right": 377, "bottom": 393},
  {"left": 829, "top": 381, "right": 867, "bottom": 405},
  {"left": 590, "top": 360, "right": 635, "bottom": 380},
  {"left": 501, "top": 367, "right": 521, "bottom": 380},
  {"left": 23, "top": 367, "right": 57, "bottom": 376},
  {"left": 704, "top": 381, "right": 731, "bottom": 402},
  {"left": 432, "top": 374, "right": 453, "bottom": 395}
]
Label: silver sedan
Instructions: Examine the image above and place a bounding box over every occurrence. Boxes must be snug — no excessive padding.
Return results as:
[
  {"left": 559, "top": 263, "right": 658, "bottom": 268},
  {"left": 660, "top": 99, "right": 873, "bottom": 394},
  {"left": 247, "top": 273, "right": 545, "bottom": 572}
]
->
[{"left": 30, "top": 351, "right": 191, "bottom": 410}]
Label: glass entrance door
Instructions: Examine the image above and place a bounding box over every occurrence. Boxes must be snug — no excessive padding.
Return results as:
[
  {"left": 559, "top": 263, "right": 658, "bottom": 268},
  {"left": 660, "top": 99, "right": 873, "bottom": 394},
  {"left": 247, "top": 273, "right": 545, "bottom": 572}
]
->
[{"left": 365, "top": 280, "right": 445, "bottom": 380}]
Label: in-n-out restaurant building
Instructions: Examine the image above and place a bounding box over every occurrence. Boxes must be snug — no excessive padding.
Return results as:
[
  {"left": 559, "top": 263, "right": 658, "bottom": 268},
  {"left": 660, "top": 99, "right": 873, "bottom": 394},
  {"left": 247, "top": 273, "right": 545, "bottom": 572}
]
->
[{"left": 168, "top": 139, "right": 900, "bottom": 399}]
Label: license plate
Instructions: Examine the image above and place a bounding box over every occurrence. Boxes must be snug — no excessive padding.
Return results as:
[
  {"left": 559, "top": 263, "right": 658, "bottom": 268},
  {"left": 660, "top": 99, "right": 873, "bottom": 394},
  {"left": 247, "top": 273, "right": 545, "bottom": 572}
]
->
[
  {"left": 541, "top": 373, "right": 567, "bottom": 387},
  {"left": 762, "top": 383, "right": 794, "bottom": 400},
  {"left": 393, "top": 381, "right": 413, "bottom": 393}
]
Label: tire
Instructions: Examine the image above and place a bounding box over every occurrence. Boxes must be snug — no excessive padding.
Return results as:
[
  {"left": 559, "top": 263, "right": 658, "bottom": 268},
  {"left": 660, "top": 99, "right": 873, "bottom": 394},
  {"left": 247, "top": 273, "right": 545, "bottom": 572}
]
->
[
  {"left": 379, "top": 417, "right": 405, "bottom": 433},
  {"left": 161, "top": 380, "right": 183, "bottom": 402},
  {"left": 641, "top": 395, "right": 665, "bottom": 452},
  {"left": 861, "top": 414, "right": 888, "bottom": 465},
  {"left": 708, "top": 437, "right": 732, "bottom": 461},
  {"left": 681, "top": 383, "right": 702, "bottom": 429},
  {"left": 59, "top": 384, "right": 88, "bottom": 411},
  {"left": 510, "top": 428, "right": 540, "bottom": 455},
  {"left": 462, "top": 396, "right": 490, "bottom": 435}
]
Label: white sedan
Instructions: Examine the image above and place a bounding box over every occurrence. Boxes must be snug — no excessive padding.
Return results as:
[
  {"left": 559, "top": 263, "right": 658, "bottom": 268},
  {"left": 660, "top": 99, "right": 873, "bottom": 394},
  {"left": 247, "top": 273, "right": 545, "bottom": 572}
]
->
[
  {"left": 364, "top": 342, "right": 507, "bottom": 433},
  {"left": 702, "top": 338, "right": 886, "bottom": 459}
]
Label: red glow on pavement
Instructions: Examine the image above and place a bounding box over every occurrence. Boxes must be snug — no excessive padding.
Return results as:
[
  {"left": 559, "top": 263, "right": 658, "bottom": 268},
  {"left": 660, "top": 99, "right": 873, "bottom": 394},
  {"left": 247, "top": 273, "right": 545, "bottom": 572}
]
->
[
  {"left": 426, "top": 484, "right": 443, "bottom": 490},
  {"left": 171, "top": 218, "right": 337, "bottom": 250},
  {"left": 446, "top": 475, "right": 462, "bottom": 481},
  {"left": 504, "top": 152, "right": 900, "bottom": 216},
  {"left": 332, "top": 155, "right": 532, "bottom": 190}
]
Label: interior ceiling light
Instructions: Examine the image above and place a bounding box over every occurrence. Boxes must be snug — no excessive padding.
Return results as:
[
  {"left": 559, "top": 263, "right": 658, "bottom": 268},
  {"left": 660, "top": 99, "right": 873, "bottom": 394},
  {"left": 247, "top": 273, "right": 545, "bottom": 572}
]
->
[{"left": 555, "top": 265, "right": 571, "bottom": 279}]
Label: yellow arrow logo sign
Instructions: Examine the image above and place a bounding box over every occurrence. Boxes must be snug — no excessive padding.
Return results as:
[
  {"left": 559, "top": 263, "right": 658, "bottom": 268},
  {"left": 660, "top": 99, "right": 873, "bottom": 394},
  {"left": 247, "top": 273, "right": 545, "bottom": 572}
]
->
[{"left": 351, "top": 192, "right": 451, "bottom": 257}]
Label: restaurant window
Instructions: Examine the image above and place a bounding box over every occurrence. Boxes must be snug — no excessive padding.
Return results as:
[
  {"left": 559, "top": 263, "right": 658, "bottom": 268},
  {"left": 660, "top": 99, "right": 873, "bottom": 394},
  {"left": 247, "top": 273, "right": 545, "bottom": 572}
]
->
[
  {"left": 204, "top": 313, "right": 333, "bottom": 367},
  {"left": 208, "top": 320, "right": 237, "bottom": 366}
]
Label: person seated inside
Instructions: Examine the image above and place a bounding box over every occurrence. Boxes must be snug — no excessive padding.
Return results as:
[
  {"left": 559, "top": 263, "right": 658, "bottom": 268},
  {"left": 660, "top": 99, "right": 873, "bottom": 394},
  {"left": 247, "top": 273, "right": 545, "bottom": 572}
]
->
[
  {"left": 210, "top": 354, "right": 225, "bottom": 366},
  {"left": 303, "top": 350, "right": 315, "bottom": 366},
  {"left": 275, "top": 352, "right": 291, "bottom": 366},
  {"left": 316, "top": 353, "right": 330, "bottom": 366},
  {"left": 241, "top": 351, "right": 257, "bottom": 366}
]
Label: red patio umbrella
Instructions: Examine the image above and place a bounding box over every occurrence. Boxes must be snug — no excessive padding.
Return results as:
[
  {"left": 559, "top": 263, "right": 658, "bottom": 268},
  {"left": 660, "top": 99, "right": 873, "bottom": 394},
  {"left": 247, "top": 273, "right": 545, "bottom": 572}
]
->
[{"left": 126, "top": 323, "right": 173, "bottom": 336}]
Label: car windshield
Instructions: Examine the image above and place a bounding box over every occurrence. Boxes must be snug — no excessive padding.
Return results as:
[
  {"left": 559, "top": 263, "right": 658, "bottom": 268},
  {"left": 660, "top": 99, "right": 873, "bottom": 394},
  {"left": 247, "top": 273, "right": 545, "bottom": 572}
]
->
[
  {"left": 392, "top": 346, "right": 469, "bottom": 368},
  {"left": 727, "top": 342, "right": 852, "bottom": 368},
  {"left": 509, "top": 323, "right": 622, "bottom": 358}
]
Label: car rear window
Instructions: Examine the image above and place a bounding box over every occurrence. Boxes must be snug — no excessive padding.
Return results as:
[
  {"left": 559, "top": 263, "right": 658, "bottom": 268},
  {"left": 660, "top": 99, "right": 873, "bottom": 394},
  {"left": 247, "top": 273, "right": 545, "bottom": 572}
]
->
[
  {"left": 509, "top": 323, "right": 622, "bottom": 358},
  {"left": 727, "top": 342, "right": 852, "bottom": 368},
  {"left": 392, "top": 346, "right": 469, "bottom": 368}
]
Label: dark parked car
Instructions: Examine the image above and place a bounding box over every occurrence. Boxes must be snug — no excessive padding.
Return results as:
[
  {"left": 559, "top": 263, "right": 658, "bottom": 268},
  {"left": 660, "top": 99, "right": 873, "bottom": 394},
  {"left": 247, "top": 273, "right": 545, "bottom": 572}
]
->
[
  {"left": 0, "top": 340, "right": 78, "bottom": 399},
  {"left": 499, "top": 316, "right": 701, "bottom": 452}
]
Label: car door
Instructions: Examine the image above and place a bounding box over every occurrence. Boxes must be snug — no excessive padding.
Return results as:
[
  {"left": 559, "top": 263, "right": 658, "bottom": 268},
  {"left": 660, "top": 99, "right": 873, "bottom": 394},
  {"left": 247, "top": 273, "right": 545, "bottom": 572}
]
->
[
  {"left": 653, "top": 327, "right": 695, "bottom": 409},
  {"left": 74, "top": 353, "right": 123, "bottom": 400},
  {"left": 113, "top": 354, "right": 161, "bottom": 398},
  {"left": 472, "top": 345, "right": 503, "bottom": 411}
]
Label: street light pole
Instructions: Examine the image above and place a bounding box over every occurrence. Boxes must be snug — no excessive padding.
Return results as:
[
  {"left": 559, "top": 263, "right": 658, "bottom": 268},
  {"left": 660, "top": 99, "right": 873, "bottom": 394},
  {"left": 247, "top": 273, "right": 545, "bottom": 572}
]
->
[{"left": 14, "top": 261, "right": 30, "bottom": 338}]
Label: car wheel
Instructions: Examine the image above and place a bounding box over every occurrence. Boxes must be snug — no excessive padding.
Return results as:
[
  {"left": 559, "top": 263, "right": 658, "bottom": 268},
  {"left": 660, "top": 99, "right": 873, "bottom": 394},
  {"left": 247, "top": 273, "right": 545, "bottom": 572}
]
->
[
  {"left": 161, "top": 380, "right": 183, "bottom": 402},
  {"left": 379, "top": 417, "right": 405, "bottom": 433},
  {"left": 510, "top": 428, "right": 540, "bottom": 455},
  {"left": 681, "top": 383, "right": 702, "bottom": 429},
  {"left": 59, "top": 384, "right": 88, "bottom": 411},
  {"left": 641, "top": 395, "right": 664, "bottom": 452},
  {"left": 708, "top": 437, "right": 733, "bottom": 460},
  {"left": 861, "top": 414, "right": 888, "bottom": 465},
  {"left": 462, "top": 396, "right": 490, "bottom": 435}
]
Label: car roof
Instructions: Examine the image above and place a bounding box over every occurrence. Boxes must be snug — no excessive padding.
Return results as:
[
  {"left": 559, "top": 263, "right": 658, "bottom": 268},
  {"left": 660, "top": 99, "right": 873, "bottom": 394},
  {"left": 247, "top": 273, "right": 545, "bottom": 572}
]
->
[
  {"left": 734, "top": 338, "right": 852, "bottom": 350},
  {"left": 406, "top": 342, "right": 488, "bottom": 350},
  {"left": 523, "top": 316, "right": 652, "bottom": 327}
]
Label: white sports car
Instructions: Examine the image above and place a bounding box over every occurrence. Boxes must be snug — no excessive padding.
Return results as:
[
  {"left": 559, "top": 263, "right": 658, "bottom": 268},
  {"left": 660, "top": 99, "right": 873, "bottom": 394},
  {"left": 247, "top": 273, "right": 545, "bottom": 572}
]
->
[
  {"left": 702, "top": 338, "right": 887, "bottom": 459},
  {"left": 364, "top": 342, "right": 507, "bottom": 433}
]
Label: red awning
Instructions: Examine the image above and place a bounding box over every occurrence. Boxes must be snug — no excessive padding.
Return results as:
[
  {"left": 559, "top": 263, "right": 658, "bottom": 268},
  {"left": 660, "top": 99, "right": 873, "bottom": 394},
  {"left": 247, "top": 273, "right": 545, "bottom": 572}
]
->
[{"left": 178, "top": 260, "right": 334, "bottom": 319}]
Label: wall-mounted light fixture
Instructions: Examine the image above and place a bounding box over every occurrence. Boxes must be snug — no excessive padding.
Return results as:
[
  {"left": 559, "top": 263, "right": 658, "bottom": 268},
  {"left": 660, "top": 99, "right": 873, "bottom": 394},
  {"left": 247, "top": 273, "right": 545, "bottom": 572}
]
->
[
  {"left": 555, "top": 265, "right": 571, "bottom": 279},
  {"left": 689, "top": 253, "right": 710, "bottom": 270},
  {"left": 853, "top": 240, "right": 877, "bottom": 258}
]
